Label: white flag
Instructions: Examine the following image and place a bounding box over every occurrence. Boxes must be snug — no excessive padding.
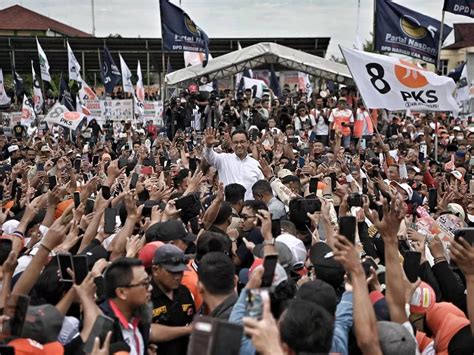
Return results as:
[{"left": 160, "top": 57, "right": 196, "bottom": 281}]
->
[
  {"left": 340, "top": 46, "right": 458, "bottom": 112},
  {"left": 45, "top": 102, "right": 85, "bottom": 130},
  {"left": 135, "top": 61, "right": 145, "bottom": 116},
  {"left": 78, "top": 79, "right": 97, "bottom": 101},
  {"left": 67, "top": 41, "right": 81, "bottom": 81},
  {"left": 184, "top": 51, "right": 213, "bottom": 67},
  {"left": 76, "top": 96, "right": 91, "bottom": 116},
  {"left": 31, "top": 61, "right": 44, "bottom": 114},
  {"left": 119, "top": 54, "right": 134, "bottom": 94},
  {"left": 0, "top": 69, "right": 11, "bottom": 106},
  {"left": 298, "top": 72, "right": 313, "bottom": 98},
  {"left": 243, "top": 77, "right": 269, "bottom": 99},
  {"left": 21, "top": 94, "right": 35, "bottom": 126},
  {"left": 36, "top": 38, "right": 51, "bottom": 82}
]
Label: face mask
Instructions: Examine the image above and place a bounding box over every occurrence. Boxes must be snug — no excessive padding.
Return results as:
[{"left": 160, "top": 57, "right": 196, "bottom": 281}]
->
[
  {"left": 456, "top": 135, "right": 464, "bottom": 141},
  {"left": 468, "top": 214, "right": 474, "bottom": 223}
]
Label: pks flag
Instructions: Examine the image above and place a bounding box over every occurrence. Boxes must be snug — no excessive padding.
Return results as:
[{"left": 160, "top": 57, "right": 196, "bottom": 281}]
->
[
  {"left": 443, "top": 0, "right": 474, "bottom": 18},
  {"left": 31, "top": 61, "right": 44, "bottom": 114},
  {"left": 243, "top": 77, "right": 270, "bottom": 99},
  {"left": 76, "top": 96, "right": 91, "bottom": 116},
  {"left": 67, "top": 41, "right": 82, "bottom": 81},
  {"left": 100, "top": 45, "right": 121, "bottom": 94},
  {"left": 159, "top": 0, "right": 209, "bottom": 64},
  {"left": 298, "top": 72, "right": 313, "bottom": 98},
  {"left": 135, "top": 60, "right": 145, "bottom": 116},
  {"left": 44, "top": 102, "right": 85, "bottom": 130},
  {"left": 119, "top": 54, "right": 134, "bottom": 93},
  {"left": 184, "top": 51, "right": 213, "bottom": 67},
  {"left": 375, "top": 0, "right": 452, "bottom": 64},
  {"left": 21, "top": 94, "right": 35, "bottom": 124},
  {"left": 455, "top": 62, "right": 469, "bottom": 107},
  {"left": 340, "top": 46, "right": 458, "bottom": 112},
  {"left": 269, "top": 64, "right": 281, "bottom": 98},
  {"left": 36, "top": 38, "right": 51, "bottom": 82},
  {"left": 78, "top": 79, "right": 98, "bottom": 101},
  {"left": 0, "top": 69, "right": 11, "bottom": 106}
]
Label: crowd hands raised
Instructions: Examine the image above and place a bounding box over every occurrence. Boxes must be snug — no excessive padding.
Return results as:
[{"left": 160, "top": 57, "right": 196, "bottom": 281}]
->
[{"left": 0, "top": 86, "right": 473, "bottom": 355}]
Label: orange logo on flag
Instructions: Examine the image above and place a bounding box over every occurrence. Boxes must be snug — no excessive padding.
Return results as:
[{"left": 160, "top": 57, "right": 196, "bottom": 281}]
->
[
  {"left": 394, "top": 60, "right": 428, "bottom": 89},
  {"left": 63, "top": 112, "right": 81, "bottom": 121}
]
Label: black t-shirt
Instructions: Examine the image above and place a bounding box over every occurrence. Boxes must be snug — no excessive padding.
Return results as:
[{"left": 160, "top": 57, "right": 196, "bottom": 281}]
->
[{"left": 151, "top": 280, "right": 195, "bottom": 355}]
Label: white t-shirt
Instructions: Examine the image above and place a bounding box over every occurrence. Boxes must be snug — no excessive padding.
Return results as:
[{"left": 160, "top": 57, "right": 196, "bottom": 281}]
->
[{"left": 311, "top": 108, "right": 329, "bottom": 135}]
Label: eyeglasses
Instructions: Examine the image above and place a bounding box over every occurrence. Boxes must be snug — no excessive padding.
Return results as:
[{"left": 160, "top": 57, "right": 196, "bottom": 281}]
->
[
  {"left": 240, "top": 214, "right": 256, "bottom": 221},
  {"left": 121, "top": 277, "right": 151, "bottom": 289}
]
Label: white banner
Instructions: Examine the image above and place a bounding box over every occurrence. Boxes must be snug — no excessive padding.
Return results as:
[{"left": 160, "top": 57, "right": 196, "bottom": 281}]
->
[
  {"left": 143, "top": 101, "right": 164, "bottom": 124},
  {"left": 84, "top": 99, "right": 134, "bottom": 124},
  {"left": 0, "top": 69, "right": 11, "bottom": 106},
  {"left": 44, "top": 102, "right": 85, "bottom": 130},
  {"left": 36, "top": 38, "right": 51, "bottom": 82},
  {"left": 67, "top": 41, "right": 81, "bottom": 81},
  {"left": 340, "top": 46, "right": 458, "bottom": 112}
]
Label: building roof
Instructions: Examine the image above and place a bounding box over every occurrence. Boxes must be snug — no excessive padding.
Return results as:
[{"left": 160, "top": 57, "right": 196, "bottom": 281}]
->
[
  {"left": 444, "top": 23, "right": 474, "bottom": 50},
  {"left": 0, "top": 5, "right": 92, "bottom": 37}
]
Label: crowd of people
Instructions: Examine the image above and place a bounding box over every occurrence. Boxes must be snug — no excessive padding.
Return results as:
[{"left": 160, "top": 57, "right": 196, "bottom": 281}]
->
[{"left": 0, "top": 83, "right": 473, "bottom": 355}]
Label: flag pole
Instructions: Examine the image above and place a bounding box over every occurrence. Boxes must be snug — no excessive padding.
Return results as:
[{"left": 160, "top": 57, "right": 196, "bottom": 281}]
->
[
  {"left": 436, "top": 11, "right": 446, "bottom": 74},
  {"left": 373, "top": 0, "right": 377, "bottom": 53}
]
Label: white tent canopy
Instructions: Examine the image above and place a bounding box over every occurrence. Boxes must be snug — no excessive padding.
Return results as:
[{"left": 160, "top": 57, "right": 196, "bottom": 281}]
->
[{"left": 165, "top": 42, "right": 352, "bottom": 87}]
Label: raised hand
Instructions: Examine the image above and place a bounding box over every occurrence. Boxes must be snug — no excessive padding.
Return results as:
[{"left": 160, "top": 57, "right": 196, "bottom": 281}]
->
[{"left": 204, "top": 127, "right": 219, "bottom": 147}]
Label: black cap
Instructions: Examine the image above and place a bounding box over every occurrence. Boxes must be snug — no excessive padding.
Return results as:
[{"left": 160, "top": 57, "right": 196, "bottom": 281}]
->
[
  {"left": 153, "top": 244, "right": 189, "bottom": 272},
  {"left": 309, "top": 242, "right": 345, "bottom": 289},
  {"left": 145, "top": 220, "right": 197, "bottom": 243}
]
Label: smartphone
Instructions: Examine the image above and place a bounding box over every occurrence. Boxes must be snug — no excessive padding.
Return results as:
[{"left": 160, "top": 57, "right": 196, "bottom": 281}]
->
[
  {"left": 73, "top": 159, "right": 81, "bottom": 173},
  {"left": 142, "top": 205, "right": 152, "bottom": 218},
  {"left": 299, "top": 198, "right": 322, "bottom": 214},
  {"left": 82, "top": 314, "right": 115, "bottom": 353},
  {"left": 428, "top": 188, "right": 437, "bottom": 213},
  {"left": 360, "top": 138, "right": 366, "bottom": 150},
  {"left": 72, "top": 255, "right": 89, "bottom": 285},
  {"left": 15, "top": 186, "right": 22, "bottom": 202},
  {"left": 92, "top": 155, "right": 99, "bottom": 166},
  {"left": 57, "top": 253, "right": 74, "bottom": 282},
  {"left": 175, "top": 194, "right": 198, "bottom": 211},
  {"left": 330, "top": 172, "right": 337, "bottom": 191},
  {"left": 130, "top": 172, "right": 139, "bottom": 189},
  {"left": 298, "top": 155, "right": 305, "bottom": 168},
  {"left": 403, "top": 251, "right": 421, "bottom": 283},
  {"left": 261, "top": 254, "right": 279, "bottom": 288},
  {"left": 36, "top": 162, "right": 44, "bottom": 172},
  {"left": 101, "top": 185, "right": 111, "bottom": 200},
  {"left": 2, "top": 294, "right": 30, "bottom": 337},
  {"left": 245, "top": 288, "right": 269, "bottom": 320},
  {"left": 73, "top": 191, "right": 81, "bottom": 208},
  {"left": 453, "top": 228, "right": 474, "bottom": 245},
  {"left": 141, "top": 166, "right": 153, "bottom": 175},
  {"left": 362, "top": 178, "right": 368, "bottom": 195},
  {"left": 338, "top": 216, "right": 357, "bottom": 244},
  {"left": 330, "top": 130, "right": 335, "bottom": 141},
  {"left": 83, "top": 173, "right": 89, "bottom": 183},
  {"left": 287, "top": 137, "right": 298, "bottom": 144},
  {"left": 85, "top": 198, "right": 95, "bottom": 215},
  {"left": 0, "top": 185, "right": 3, "bottom": 201},
  {"left": 48, "top": 175, "right": 57, "bottom": 190},
  {"left": 0, "top": 346, "right": 15, "bottom": 355},
  {"left": 309, "top": 177, "right": 319, "bottom": 194},
  {"left": 103, "top": 208, "right": 116, "bottom": 234}
]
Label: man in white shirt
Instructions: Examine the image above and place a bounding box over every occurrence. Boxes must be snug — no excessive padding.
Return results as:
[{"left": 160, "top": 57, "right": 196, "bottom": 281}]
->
[{"left": 203, "top": 127, "right": 263, "bottom": 201}]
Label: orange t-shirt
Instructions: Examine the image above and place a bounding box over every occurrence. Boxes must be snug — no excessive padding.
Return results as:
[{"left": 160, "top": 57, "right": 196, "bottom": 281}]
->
[{"left": 181, "top": 259, "right": 202, "bottom": 310}]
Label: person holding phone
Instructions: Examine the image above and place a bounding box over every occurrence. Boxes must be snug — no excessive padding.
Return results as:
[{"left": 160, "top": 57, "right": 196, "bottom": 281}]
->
[{"left": 149, "top": 244, "right": 195, "bottom": 354}]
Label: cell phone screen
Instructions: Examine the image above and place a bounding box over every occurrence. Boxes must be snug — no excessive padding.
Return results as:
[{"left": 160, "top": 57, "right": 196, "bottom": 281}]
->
[
  {"left": 130, "top": 172, "right": 139, "bottom": 189},
  {"left": 261, "top": 254, "right": 278, "bottom": 288},
  {"left": 330, "top": 172, "right": 337, "bottom": 191},
  {"left": 82, "top": 314, "right": 115, "bottom": 353},
  {"left": 428, "top": 188, "right": 437, "bottom": 213},
  {"left": 85, "top": 198, "right": 95, "bottom": 215},
  {"left": 403, "top": 251, "right": 421, "bottom": 283},
  {"left": 454, "top": 228, "right": 474, "bottom": 245},
  {"left": 36, "top": 163, "right": 44, "bottom": 172},
  {"left": 142, "top": 205, "right": 152, "bottom": 218},
  {"left": 103, "top": 208, "right": 116, "bottom": 234},
  {"left": 309, "top": 177, "right": 319, "bottom": 194},
  {"left": 72, "top": 255, "right": 89, "bottom": 285},
  {"left": 74, "top": 159, "right": 81, "bottom": 173},
  {"left": 48, "top": 175, "right": 57, "bottom": 190},
  {"left": 2, "top": 294, "right": 30, "bottom": 337},
  {"left": 73, "top": 191, "right": 81, "bottom": 208},
  {"left": 101, "top": 185, "right": 111, "bottom": 200},
  {"left": 338, "top": 216, "right": 357, "bottom": 244},
  {"left": 57, "top": 253, "right": 73, "bottom": 282},
  {"left": 92, "top": 155, "right": 99, "bottom": 166},
  {"left": 362, "top": 178, "right": 368, "bottom": 195},
  {"left": 175, "top": 194, "right": 198, "bottom": 211}
]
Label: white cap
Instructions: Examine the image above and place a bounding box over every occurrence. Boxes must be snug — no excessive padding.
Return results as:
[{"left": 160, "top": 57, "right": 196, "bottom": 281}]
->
[
  {"left": 7, "top": 145, "right": 19, "bottom": 153},
  {"left": 276, "top": 233, "right": 307, "bottom": 268}
]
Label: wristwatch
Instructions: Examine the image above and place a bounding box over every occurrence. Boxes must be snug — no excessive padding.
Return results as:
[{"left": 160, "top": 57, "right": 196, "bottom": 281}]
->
[{"left": 262, "top": 238, "right": 275, "bottom": 246}]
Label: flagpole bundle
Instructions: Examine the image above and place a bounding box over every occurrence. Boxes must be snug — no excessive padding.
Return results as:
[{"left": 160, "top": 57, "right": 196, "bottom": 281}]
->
[{"left": 436, "top": 11, "right": 446, "bottom": 74}]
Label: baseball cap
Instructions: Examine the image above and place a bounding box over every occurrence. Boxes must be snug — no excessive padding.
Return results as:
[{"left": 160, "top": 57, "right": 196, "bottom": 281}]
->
[
  {"left": 241, "top": 258, "right": 288, "bottom": 287},
  {"left": 277, "top": 169, "right": 293, "bottom": 180},
  {"left": 276, "top": 233, "right": 307, "bottom": 269},
  {"left": 409, "top": 281, "right": 435, "bottom": 314},
  {"left": 153, "top": 244, "right": 189, "bottom": 272},
  {"left": 377, "top": 321, "right": 417, "bottom": 355},
  {"left": 22, "top": 304, "right": 64, "bottom": 344},
  {"left": 309, "top": 242, "right": 345, "bottom": 289},
  {"left": 296, "top": 279, "right": 338, "bottom": 315},
  {"left": 252, "top": 241, "right": 293, "bottom": 269},
  {"left": 138, "top": 241, "right": 164, "bottom": 268},
  {"left": 447, "top": 203, "right": 465, "bottom": 220},
  {"left": 145, "top": 220, "right": 196, "bottom": 243},
  {"left": 337, "top": 97, "right": 347, "bottom": 102},
  {"left": 40, "top": 144, "right": 52, "bottom": 152}
]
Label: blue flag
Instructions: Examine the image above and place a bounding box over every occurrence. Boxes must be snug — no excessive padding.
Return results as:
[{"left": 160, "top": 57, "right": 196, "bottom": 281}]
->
[
  {"left": 375, "top": 0, "right": 452, "bottom": 64},
  {"left": 269, "top": 64, "right": 281, "bottom": 98},
  {"left": 100, "top": 45, "right": 121, "bottom": 94},
  {"left": 443, "top": 0, "right": 474, "bottom": 18},
  {"left": 59, "top": 73, "right": 75, "bottom": 111},
  {"left": 159, "top": 0, "right": 209, "bottom": 64}
]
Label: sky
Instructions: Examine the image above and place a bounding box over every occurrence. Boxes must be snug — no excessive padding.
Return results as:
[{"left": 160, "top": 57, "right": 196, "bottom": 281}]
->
[{"left": 2, "top": 0, "right": 474, "bottom": 59}]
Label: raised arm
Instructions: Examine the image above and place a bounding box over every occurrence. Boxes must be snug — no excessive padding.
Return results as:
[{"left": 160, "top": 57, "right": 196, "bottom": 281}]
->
[{"left": 202, "top": 127, "right": 222, "bottom": 167}]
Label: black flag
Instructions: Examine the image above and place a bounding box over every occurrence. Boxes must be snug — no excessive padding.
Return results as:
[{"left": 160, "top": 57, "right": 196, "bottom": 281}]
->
[
  {"left": 100, "top": 45, "right": 121, "bottom": 95},
  {"left": 59, "top": 73, "right": 75, "bottom": 111}
]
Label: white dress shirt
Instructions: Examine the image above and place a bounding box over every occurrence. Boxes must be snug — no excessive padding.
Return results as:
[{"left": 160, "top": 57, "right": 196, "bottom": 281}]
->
[{"left": 204, "top": 147, "right": 264, "bottom": 200}]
